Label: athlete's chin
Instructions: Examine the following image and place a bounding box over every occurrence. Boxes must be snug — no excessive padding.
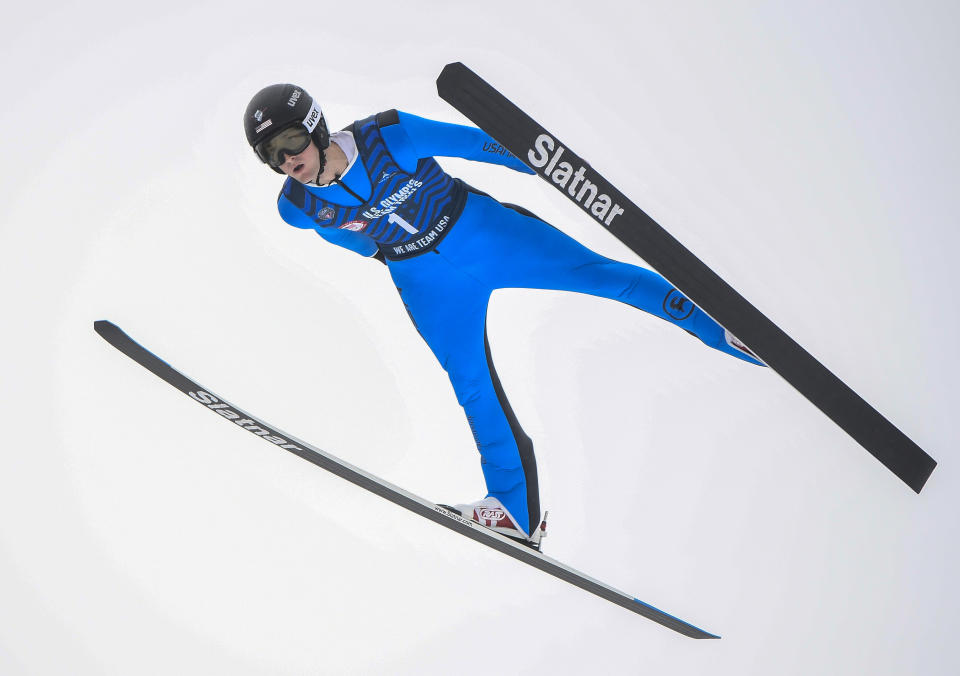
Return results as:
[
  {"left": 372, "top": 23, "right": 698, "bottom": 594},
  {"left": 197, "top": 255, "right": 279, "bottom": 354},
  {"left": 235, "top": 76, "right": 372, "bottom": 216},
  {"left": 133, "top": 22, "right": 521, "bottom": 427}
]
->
[{"left": 288, "top": 163, "right": 311, "bottom": 180}]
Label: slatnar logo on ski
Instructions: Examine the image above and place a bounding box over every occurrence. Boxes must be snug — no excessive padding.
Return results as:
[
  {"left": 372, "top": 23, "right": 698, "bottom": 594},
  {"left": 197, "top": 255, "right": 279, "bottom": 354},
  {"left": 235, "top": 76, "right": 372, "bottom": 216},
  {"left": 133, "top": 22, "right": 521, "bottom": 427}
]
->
[
  {"left": 527, "top": 134, "right": 624, "bottom": 227},
  {"left": 188, "top": 390, "right": 303, "bottom": 451}
]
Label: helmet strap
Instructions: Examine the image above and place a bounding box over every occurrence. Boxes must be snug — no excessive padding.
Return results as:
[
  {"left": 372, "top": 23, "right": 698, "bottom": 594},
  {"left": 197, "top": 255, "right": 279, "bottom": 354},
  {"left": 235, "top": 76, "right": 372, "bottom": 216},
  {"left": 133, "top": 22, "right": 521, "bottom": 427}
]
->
[{"left": 314, "top": 142, "right": 328, "bottom": 184}]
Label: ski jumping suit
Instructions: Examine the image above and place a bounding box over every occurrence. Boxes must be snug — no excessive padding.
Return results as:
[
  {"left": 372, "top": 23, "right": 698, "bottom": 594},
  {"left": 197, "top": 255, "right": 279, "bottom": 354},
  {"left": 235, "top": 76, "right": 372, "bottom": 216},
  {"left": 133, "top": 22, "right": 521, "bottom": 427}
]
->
[{"left": 277, "top": 110, "right": 763, "bottom": 537}]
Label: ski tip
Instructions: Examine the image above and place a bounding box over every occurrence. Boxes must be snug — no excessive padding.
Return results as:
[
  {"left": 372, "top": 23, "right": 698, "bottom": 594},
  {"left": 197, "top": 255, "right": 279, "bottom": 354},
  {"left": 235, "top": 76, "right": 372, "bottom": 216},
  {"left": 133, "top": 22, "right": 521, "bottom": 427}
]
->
[
  {"left": 94, "top": 320, "right": 131, "bottom": 348},
  {"left": 436, "top": 62, "right": 473, "bottom": 91},
  {"left": 94, "top": 319, "right": 118, "bottom": 338},
  {"left": 439, "top": 61, "right": 468, "bottom": 76}
]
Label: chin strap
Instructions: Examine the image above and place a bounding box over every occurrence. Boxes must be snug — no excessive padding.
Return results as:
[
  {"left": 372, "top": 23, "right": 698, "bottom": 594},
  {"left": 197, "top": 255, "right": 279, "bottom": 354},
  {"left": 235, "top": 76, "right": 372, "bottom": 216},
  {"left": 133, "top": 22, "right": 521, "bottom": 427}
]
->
[
  {"left": 313, "top": 148, "right": 328, "bottom": 184},
  {"left": 309, "top": 146, "right": 368, "bottom": 203}
]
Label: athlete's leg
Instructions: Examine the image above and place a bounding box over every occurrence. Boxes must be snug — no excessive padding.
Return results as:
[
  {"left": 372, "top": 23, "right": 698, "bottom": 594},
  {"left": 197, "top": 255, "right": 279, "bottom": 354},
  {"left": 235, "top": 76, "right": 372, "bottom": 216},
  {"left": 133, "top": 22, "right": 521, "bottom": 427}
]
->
[
  {"left": 387, "top": 252, "right": 540, "bottom": 535},
  {"left": 454, "top": 197, "right": 763, "bottom": 365}
]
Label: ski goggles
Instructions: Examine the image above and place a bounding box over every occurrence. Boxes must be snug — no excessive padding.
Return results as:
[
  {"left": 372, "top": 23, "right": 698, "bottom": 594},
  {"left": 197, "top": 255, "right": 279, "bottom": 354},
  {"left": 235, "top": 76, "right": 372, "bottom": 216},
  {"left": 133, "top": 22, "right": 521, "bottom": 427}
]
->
[{"left": 255, "top": 126, "right": 312, "bottom": 168}]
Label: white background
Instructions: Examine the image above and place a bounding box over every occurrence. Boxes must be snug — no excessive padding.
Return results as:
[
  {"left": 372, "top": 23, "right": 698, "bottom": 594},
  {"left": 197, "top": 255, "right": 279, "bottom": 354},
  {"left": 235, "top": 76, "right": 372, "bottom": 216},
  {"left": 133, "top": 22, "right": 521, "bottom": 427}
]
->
[{"left": 2, "top": 1, "right": 958, "bottom": 673}]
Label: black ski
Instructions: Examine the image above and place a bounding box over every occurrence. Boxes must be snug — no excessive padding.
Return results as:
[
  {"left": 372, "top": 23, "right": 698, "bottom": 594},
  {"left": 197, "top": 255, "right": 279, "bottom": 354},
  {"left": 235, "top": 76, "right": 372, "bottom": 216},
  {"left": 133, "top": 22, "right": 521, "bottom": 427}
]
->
[
  {"left": 436, "top": 62, "right": 936, "bottom": 493},
  {"left": 94, "top": 320, "right": 719, "bottom": 639}
]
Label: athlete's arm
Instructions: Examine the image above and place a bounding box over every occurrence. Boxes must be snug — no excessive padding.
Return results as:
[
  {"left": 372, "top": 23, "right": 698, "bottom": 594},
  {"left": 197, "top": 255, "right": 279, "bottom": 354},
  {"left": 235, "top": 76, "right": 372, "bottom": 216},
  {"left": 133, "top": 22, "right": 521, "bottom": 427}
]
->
[
  {"left": 382, "top": 111, "right": 535, "bottom": 175},
  {"left": 277, "top": 193, "right": 380, "bottom": 258}
]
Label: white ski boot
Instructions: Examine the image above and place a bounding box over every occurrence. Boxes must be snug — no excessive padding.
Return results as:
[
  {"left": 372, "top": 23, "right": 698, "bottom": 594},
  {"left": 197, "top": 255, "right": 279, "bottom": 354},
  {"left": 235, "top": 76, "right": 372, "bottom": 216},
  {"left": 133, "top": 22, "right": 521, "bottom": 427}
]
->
[
  {"left": 440, "top": 497, "right": 547, "bottom": 551},
  {"left": 724, "top": 328, "right": 762, "bottom": 362}
]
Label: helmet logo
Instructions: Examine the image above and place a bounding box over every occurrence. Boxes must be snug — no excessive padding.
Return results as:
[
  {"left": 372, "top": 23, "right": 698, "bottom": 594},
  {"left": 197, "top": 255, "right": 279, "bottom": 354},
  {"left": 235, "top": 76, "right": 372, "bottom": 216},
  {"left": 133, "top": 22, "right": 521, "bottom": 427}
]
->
[
  {"left": 287, "top": 89, "right": 302, "bottom": 107},
  {"left": 303, "top": 100, "right": 323, "bottom": 132},
  {"left": 254, "top": 119, "right": 272, "bottom": 134},
  {"left": 253, "top": 108, "right": 265, "bottom": 122}
]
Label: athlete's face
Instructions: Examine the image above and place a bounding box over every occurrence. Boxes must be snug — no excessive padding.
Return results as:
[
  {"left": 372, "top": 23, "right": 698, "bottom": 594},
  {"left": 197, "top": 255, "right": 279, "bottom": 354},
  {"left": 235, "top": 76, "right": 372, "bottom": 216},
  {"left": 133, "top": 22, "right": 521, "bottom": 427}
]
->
[{"left": 279, "top": 140, "right": 322, "bottom": 182}]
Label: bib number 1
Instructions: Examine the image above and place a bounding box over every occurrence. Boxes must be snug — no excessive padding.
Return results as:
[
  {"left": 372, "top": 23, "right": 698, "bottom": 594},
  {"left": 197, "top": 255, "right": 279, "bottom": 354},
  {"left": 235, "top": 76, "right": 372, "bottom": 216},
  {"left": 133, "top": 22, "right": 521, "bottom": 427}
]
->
[{"left": 388, "top": 213, "right": 418, "bottom": 235}]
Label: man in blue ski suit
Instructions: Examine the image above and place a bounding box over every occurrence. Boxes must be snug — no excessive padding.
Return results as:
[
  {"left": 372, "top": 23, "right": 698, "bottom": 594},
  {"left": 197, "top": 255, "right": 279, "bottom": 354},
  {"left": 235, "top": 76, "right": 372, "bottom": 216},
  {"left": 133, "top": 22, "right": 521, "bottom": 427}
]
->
[{"left": 243, "top": 83, "right": 763, "bottom": 549}]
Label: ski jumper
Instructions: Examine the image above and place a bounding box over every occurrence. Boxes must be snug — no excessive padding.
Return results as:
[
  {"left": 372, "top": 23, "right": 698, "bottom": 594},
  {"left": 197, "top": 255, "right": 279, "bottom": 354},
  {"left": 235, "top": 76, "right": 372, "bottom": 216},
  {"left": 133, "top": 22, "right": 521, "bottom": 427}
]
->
[{"left": 276, "top": 110, "right": 763, "bottom": 536}]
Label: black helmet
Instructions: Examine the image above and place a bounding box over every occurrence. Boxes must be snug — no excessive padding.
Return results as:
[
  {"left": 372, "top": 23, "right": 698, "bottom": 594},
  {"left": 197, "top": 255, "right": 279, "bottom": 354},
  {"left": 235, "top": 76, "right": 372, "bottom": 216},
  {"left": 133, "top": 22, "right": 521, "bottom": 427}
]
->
[{"left": 243, "top": 83, "right": 330, "bottom": 174}]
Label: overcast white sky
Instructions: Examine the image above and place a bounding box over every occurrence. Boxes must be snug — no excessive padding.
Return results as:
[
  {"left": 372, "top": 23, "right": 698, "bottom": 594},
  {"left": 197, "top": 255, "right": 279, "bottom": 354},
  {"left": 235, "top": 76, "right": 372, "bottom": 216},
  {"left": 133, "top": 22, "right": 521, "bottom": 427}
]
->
[{"left": 2, "top": 1, "right": 958, "bottom": 674}]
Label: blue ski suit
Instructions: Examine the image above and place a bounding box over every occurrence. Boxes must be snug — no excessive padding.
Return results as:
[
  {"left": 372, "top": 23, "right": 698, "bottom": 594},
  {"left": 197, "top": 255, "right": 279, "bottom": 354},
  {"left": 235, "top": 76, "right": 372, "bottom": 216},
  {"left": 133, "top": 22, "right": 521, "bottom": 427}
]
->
[{"left": 276, "top": 110, "right": 763, "bottom": 536}]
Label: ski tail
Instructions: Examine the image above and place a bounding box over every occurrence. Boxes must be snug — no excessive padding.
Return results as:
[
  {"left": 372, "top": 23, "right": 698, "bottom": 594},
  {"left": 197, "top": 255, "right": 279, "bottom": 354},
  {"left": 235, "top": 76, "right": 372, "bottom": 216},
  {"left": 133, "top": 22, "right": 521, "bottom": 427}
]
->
[{"left": 93, "top": 320, "right": 719, "bottom": 639}]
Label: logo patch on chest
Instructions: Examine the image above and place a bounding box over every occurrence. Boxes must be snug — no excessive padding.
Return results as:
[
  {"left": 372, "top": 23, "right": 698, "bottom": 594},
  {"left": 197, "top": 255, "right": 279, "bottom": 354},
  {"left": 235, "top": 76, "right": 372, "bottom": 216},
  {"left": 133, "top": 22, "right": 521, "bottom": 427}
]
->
[
  {"left": 316, "top": 206, "right": 336, "bottom": 221},
  {"left": 339, "top": 220, "right": 368, "bottom": 232}
]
